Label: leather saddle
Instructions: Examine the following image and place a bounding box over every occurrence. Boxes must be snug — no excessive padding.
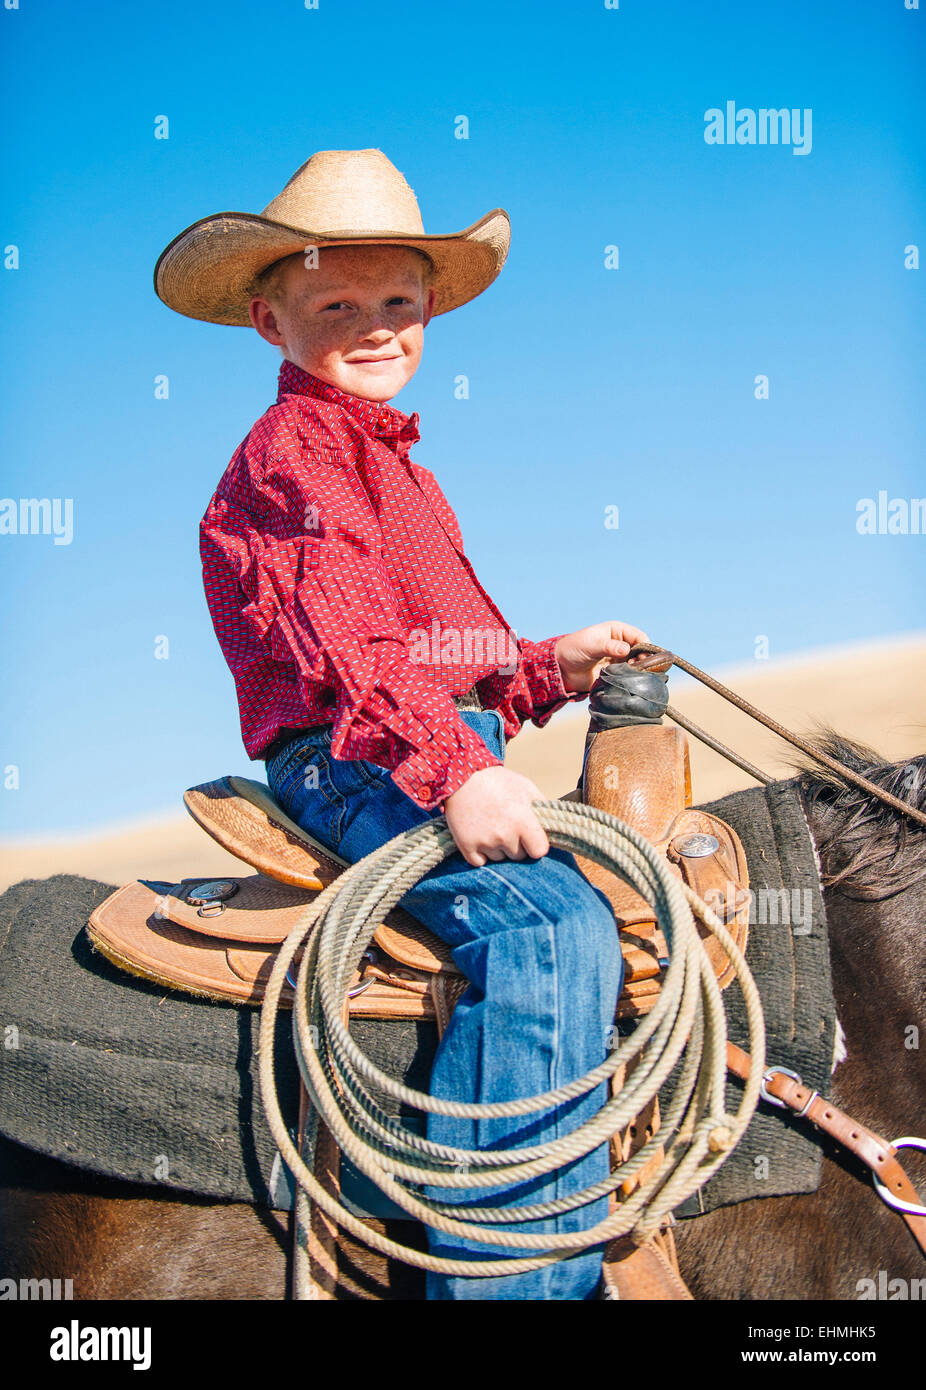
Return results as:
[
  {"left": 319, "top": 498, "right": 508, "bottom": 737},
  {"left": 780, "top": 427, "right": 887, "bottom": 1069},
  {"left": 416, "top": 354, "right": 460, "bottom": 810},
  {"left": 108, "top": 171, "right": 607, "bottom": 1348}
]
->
[
  {"left": 87, "top": 723, "right": 750, "bottom": 1027},
  {"left": 86, "top": 671, "right": 752, "bottom": 1302}
]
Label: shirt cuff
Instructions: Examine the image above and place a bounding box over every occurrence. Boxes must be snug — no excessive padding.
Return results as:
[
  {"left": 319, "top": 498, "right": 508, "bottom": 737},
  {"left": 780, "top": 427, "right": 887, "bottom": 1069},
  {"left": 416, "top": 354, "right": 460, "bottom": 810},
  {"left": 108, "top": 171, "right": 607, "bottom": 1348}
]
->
[
  {"left": 391, "top": 716, "right": 504, "bottom": 811},
  {"left": 521, "top": 634, "right": 587, "bottom": 725}
]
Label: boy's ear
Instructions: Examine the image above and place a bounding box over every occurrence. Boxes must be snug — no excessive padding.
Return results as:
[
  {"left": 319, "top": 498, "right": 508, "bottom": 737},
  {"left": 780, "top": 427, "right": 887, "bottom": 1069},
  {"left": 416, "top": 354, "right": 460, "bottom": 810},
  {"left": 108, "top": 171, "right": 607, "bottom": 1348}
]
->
[
  {"left": 249, "top": 294, "right": 286, "bottom": 347},
  {"left": 423, "top": 286, "right": 436, "bottom": 327}
]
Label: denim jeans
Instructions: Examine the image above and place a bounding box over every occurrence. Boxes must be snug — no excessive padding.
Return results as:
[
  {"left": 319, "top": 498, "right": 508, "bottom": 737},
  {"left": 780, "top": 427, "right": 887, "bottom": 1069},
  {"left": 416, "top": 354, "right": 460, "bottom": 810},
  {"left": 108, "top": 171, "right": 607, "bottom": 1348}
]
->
[{"left": 265, "top": 710, "right": 622, "bottom": 1300}]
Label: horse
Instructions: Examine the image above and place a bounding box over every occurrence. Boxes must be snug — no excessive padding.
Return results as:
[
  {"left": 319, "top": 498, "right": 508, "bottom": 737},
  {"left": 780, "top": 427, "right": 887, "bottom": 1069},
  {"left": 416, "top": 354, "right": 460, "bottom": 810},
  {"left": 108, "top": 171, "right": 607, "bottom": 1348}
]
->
[{"left": 1, "top": 733, "right": 924, "bottom": 1301}]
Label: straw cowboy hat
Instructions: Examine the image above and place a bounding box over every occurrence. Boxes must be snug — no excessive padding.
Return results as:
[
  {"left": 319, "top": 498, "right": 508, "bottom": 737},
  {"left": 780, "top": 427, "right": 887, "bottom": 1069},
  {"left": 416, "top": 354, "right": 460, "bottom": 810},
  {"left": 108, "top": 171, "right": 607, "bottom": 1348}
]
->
[{"left": 154, "top": 148, "right": 511, "bottom": 325}]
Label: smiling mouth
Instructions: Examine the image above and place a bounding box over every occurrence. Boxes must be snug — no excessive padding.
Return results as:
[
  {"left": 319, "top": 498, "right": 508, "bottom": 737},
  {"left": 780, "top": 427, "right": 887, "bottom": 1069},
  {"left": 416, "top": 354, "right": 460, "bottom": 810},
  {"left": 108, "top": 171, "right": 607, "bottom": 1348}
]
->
[{"left": 348, "top": 356, "right": 401, "bottom": 365}]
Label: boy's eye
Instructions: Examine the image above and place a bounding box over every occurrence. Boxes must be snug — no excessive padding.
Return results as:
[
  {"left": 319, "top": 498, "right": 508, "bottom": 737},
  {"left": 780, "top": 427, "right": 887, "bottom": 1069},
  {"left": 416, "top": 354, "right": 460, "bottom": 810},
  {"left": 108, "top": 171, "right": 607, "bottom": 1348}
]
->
[{"left": 319, "top": 295, "right": 413, "bottom": 312}]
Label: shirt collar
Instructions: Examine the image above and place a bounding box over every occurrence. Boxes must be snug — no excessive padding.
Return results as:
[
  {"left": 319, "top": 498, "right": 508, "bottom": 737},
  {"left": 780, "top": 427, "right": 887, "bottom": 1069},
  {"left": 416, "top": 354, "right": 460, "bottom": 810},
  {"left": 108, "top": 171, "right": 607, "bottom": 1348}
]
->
[{"left": 277, "top": 359, "right": 420, "bottom": 455}]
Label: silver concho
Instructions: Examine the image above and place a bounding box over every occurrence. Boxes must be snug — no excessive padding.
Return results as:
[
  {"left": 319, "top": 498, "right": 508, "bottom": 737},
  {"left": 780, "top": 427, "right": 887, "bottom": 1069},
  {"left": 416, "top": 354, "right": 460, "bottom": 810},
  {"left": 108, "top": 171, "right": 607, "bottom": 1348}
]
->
[
  {"left": 673, "top": 833, "right": 720, "bottom": 859},
  {"left": 186, "top": 879, "right": 240, "bottom": 906}
]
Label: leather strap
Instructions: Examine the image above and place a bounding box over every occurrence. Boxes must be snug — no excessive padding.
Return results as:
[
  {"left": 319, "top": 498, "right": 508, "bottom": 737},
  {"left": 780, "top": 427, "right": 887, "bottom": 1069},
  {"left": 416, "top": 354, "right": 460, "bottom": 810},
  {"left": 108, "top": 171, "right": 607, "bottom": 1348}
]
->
[
  {"left": 290, "top": 1083, "right": 339, "bottom": 1300},
  {"left": 430, "top": 974, "right": 469, "bottom": 1038},
  {"left": 726, "top": 1042, "right": 926, "bottom": 1258},
  {"left": 602, "top": 1230, "right": 694, "bottom": 1301}
]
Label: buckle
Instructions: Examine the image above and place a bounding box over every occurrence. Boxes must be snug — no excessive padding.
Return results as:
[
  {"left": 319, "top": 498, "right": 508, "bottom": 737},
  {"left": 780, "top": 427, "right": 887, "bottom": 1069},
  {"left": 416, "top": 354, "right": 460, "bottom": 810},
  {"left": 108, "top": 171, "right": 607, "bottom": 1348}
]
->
[{"left": 759, "top": 1066, "right": 803, "bottom": 1108}]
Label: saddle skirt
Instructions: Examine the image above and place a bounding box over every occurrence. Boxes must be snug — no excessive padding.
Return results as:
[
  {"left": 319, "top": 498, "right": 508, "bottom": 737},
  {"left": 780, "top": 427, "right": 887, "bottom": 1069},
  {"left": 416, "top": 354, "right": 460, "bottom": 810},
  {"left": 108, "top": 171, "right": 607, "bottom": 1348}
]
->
[{"left": 87, "top": 726, "right": 750, "bottom": 1026}]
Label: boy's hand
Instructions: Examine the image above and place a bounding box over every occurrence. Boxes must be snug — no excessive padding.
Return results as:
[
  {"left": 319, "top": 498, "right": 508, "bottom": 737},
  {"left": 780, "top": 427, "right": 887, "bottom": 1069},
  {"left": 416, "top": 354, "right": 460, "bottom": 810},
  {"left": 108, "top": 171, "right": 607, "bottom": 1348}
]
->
[
  {"left": 554, "top": 621, "right": 651, "bottom": 694},
  {"left": 444, "top": 767, "right": 549, "bottom": 867}
]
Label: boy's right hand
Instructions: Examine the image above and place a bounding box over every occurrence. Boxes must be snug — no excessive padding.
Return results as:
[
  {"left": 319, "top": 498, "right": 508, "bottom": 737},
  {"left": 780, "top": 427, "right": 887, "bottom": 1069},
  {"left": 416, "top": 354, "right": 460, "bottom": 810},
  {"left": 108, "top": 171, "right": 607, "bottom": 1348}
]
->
[{"left": 443, "top": 767, "right": 550, "bottom": 867}]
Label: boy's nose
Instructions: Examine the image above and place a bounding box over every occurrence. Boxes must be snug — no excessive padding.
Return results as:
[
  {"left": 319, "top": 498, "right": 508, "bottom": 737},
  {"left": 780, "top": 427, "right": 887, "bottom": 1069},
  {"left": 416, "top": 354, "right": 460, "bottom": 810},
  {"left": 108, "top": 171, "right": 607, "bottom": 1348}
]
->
[{"left": 357, "top": 323, "right": 394, "bottom": 343}]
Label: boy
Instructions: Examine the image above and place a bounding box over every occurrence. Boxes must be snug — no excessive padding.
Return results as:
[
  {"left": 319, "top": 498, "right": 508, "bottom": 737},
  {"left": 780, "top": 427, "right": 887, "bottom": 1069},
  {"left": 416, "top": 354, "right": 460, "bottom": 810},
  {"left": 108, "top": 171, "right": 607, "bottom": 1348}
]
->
[{"left": 155, "top": 149, "right": 648, "bottom": 1299}]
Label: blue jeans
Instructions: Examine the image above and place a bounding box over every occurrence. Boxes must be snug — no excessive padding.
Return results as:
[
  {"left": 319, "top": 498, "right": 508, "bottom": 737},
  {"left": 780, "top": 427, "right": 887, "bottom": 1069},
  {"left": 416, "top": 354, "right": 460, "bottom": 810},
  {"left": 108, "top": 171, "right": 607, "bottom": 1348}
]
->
[{"left": 265, "top": 711, "right": 622, "bottom": 1300}]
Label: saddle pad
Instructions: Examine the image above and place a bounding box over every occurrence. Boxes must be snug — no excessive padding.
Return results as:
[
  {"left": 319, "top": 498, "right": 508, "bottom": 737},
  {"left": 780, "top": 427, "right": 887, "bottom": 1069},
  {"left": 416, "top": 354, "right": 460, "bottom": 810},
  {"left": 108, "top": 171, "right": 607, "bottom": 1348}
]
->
[
  {"left": 0, "top": 874, "right": 446, "bottom": 1207},
  {"left": 667, "top": 778, "right": 837, "bottom": 1217},
  {"left": 0, "top": 875, "right": 303, "bottom": 1207}
]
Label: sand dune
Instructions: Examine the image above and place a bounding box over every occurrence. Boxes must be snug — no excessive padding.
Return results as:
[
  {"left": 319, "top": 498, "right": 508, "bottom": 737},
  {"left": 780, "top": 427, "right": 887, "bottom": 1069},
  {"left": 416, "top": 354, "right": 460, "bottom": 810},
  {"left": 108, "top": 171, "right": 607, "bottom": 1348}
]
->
[{"left": 2, "top": 634, "right": 923, "bottom": 894}]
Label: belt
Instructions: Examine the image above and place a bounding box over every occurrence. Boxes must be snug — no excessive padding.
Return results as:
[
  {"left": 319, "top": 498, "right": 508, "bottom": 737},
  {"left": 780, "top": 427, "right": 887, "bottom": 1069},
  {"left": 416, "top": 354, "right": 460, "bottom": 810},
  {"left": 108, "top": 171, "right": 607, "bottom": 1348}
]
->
[
  {"left": 451, "top": 683, "right": 484, "bottom": 712},
  {"left": 264, "top": 686, "right": 485, "bottom": 764}
]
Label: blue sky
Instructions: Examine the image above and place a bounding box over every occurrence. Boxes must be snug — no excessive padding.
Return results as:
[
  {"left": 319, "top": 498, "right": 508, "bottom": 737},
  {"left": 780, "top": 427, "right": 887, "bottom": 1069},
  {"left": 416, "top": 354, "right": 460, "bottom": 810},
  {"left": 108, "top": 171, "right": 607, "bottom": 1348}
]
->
[{"left": 2, "top": 0, "right": 924, "bottom": 835}]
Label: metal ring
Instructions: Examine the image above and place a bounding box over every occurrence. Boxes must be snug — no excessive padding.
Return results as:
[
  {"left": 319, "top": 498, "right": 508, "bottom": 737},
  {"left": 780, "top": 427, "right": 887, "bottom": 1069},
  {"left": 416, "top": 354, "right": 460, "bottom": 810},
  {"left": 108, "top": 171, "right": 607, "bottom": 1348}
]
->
[
  {"left": 197, "top": 901, "right": 226, "bottom": 918},
  {"left": 347, "top": 950, "right": 377, "bottom": 999},
  {"left": 759, "top": 1066, "right": 803, "bottom": 1108},
  {"left": 347, "top": 976, "right": 376, "bottom": 1000},
  {"left": 872, "top": 1136, "right": 926, "bottom": 1217},
  {"left": 288, "top": 962, "right": 376, "bottom": 998}
]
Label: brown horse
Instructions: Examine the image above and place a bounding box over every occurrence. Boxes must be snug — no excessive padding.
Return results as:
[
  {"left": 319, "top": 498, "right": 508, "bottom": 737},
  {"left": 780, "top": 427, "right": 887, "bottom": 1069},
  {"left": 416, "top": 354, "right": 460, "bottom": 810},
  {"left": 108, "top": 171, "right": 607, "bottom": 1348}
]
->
[{"left": 1, "top": 735, "right": 924, "bottom": 1301}]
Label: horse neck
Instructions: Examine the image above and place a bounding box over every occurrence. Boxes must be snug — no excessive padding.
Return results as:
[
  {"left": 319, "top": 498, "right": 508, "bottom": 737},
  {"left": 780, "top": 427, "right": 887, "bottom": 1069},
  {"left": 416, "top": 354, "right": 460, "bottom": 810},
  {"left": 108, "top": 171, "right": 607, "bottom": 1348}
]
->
[{"left": 818, "top": 868, "right": 926, "bottom": 1137}]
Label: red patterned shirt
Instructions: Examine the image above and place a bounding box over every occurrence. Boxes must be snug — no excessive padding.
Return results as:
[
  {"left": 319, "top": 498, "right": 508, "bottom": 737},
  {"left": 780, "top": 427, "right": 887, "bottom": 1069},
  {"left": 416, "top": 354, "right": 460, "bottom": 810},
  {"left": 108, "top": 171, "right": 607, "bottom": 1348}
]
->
[{"left": 200, "top": 360, "right": 583, "bottom": 810}]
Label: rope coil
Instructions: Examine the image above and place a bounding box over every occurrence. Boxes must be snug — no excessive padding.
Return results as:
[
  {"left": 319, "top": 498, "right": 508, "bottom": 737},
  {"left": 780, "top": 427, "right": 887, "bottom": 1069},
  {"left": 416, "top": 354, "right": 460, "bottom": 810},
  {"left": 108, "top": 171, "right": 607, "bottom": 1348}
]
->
[{"left": 258, "top": 798, "right": 766, "bottom": 1278}]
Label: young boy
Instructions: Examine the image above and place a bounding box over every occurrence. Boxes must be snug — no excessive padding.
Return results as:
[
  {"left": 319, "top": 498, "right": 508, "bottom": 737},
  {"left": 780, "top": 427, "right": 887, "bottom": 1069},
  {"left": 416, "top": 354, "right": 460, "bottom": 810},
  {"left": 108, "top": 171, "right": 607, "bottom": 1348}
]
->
[{"left": 155, "top": 149, "right": 648, "bottom": 1300}]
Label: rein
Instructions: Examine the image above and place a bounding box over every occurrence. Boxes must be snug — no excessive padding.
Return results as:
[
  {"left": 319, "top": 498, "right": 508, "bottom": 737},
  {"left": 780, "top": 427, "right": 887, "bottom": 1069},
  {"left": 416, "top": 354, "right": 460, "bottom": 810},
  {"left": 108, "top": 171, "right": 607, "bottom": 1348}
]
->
[{"left": 630, "top": 644, "right": 926, "bottom": 830}]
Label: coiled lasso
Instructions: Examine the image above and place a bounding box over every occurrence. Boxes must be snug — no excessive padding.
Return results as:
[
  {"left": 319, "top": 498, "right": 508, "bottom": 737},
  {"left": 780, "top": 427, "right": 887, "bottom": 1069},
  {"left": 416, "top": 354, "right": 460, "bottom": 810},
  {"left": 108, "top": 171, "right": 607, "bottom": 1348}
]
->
[{"left": 258, "top": 799, "right": 765, "bottom": 1282}]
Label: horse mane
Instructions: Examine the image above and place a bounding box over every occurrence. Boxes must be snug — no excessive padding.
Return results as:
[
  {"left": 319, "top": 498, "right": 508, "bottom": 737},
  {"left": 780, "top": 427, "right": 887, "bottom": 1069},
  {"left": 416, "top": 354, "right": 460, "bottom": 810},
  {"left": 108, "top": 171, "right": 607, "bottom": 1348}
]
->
[{"left": 793, "top": 729, "right": 926, "bottom": 900}]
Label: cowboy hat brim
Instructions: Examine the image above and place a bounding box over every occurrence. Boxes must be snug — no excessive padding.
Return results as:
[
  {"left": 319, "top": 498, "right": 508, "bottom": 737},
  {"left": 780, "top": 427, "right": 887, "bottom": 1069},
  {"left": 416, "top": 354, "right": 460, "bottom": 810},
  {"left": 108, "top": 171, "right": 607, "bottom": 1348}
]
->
[{"left": 154, "top": 208, "right": 510, "bottom": 325}]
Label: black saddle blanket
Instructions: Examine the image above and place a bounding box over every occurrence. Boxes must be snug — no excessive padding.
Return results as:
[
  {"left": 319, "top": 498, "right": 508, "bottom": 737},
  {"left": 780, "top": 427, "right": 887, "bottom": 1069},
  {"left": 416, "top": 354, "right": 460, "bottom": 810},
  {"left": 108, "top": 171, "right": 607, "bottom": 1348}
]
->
[
  {"left": 0, "top": 778, "right": 835, "bottom": 1215},
  {"left": 672, "top": 779, "right": 836, "bottom": 1218}
]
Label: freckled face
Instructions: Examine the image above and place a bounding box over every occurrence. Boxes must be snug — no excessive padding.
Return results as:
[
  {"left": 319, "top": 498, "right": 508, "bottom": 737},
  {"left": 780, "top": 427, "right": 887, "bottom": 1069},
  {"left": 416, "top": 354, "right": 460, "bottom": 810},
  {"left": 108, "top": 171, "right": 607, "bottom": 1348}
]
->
[{"left": 249, "top": 244, "right": 435, "bottom": 402}]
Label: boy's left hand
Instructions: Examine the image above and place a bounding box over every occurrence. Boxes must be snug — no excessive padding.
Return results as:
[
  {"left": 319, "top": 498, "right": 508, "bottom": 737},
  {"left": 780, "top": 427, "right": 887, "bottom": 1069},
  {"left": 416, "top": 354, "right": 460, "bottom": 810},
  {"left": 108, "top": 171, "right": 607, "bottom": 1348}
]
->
[{"left": 554, "top": 621, "right": 651, "bottom": 694}]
